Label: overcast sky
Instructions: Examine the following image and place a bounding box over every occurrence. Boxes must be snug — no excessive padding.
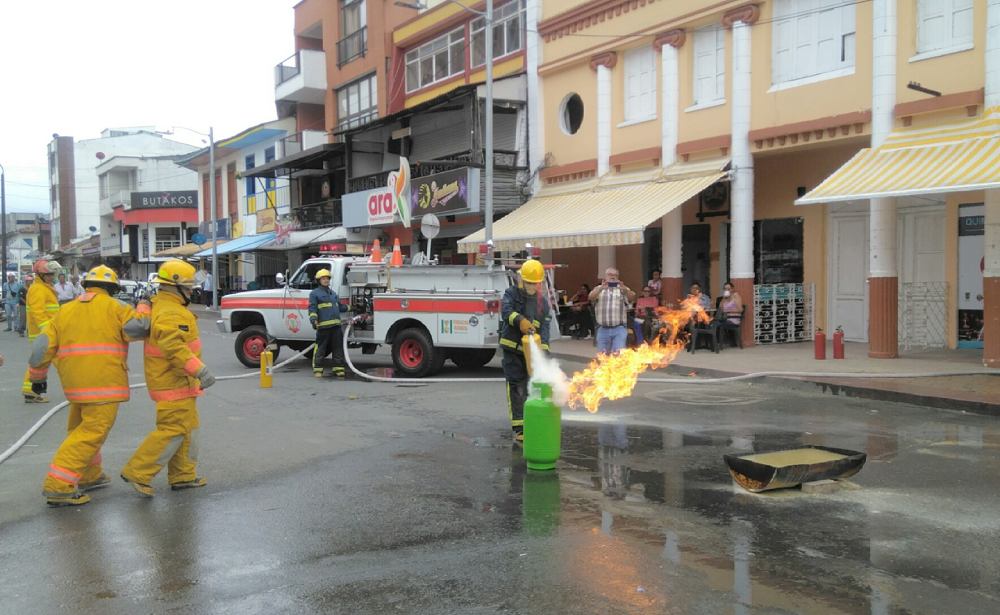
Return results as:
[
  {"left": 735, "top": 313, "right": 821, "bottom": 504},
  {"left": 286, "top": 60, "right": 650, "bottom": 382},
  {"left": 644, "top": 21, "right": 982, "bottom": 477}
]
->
[{"left": 0, "top": 1, "right": 296, "bottom": 214}]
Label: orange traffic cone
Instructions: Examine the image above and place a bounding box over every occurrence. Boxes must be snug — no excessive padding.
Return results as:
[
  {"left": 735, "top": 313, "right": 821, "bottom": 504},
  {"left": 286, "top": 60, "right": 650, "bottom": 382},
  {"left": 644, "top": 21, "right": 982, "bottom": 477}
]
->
[
  {"left": 390, "top": 238, "right": 403, "bottom": 267},
  {"left": 370, "top": 239, "right": 382, "bottom": 263}
]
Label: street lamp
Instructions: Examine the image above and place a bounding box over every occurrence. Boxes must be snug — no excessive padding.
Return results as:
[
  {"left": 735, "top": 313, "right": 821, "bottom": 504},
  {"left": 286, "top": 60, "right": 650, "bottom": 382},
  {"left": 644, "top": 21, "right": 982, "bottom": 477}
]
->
[
  {"left": 159, "top": 126, "right": 218, "bottom": 310},
  {"left": 395, "top": 0, "right": 495, "bottom": 246}
]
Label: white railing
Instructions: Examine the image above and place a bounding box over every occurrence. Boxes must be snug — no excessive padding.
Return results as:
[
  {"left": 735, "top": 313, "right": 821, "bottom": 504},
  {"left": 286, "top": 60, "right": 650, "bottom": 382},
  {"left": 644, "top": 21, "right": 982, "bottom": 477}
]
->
[
  {"left": 899, "top": 282, "right": 948, "bottom": 350},
  {"left": 154, "top": 240, "right": 182, "bottom": 252},
  {"left": 753, "top": 283, "right": 815, "bottom": 345},
  {"left": 244, "top": 185, "right": 291, "bottom": 214}
]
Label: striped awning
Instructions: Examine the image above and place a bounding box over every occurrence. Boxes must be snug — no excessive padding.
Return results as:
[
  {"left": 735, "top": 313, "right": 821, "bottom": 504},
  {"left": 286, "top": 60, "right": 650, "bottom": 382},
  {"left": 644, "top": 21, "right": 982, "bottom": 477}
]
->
[
  {"left": 797, "top": 107, "right": 1000, "bottom": 205},
  {"left": 458, "top": 158, "right": 729, "bottom": 253}
]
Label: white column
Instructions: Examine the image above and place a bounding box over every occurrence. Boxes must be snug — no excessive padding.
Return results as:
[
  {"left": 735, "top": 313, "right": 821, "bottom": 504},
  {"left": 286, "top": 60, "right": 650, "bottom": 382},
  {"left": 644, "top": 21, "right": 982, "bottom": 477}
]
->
[
  {"left": 729, "top": 20, "right": 754, "bottom": 280},
  {"left": 660, "top": 37, "right": 683, "bottom": 281},
  {"left": 869, "top": 0, "right": 899, "bottom": 357},
  {"left": 984, "top": 0, "right": 1000, "bottom": 285},
  {"left": 597, "top": 64, "right": 612, "bottom": 176},
  {"left": 598, "top": 245, "right": 616, "bottom": 277},
  {"left": 526, "top": 0, "right": 544, "bottom": 194}
]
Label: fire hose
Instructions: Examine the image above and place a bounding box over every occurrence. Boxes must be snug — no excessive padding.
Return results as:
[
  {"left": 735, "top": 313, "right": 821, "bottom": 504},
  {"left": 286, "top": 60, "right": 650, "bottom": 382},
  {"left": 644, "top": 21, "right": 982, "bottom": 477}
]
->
[{"left": 0, "top": 344, "right": 317, "bottom": 465}]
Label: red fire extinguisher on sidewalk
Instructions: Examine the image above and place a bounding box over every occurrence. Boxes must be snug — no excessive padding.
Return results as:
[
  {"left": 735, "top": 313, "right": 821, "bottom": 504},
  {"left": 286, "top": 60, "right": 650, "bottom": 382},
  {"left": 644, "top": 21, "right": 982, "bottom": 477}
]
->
[
  {"left": 833, "top": 326, "right": 845, "bottom": 359},
  {"left": 814, "top": 328, "right": 826, "bottom": 360}
]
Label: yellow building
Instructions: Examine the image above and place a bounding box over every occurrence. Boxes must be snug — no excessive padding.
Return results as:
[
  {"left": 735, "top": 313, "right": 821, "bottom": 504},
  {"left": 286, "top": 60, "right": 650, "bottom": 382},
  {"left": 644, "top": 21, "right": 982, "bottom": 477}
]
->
[{"left": 458, "top": 0, "right": 999, "bottom": 363}]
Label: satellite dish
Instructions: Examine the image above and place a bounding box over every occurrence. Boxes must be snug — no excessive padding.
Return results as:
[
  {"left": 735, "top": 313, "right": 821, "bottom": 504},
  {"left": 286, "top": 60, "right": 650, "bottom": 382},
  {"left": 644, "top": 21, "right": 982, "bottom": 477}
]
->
[
  {"left": 95, "top": 152, "right": 106, "bottom": 160},
  {"left": 191, "top": 233, "right": 207, "bottom": 246},
  {"left": 420, "top": 213, "right": 440, "bottom": 240},
  {"left": 88, "top": 226, "right": 97, "bottom": 232}
]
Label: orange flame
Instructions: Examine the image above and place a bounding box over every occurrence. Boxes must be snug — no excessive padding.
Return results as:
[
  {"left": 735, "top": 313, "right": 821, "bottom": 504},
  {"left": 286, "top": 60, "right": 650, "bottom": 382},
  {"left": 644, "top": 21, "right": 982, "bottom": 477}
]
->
[{"left": 567, "top": 297, "right": 711, "bottom": 413}]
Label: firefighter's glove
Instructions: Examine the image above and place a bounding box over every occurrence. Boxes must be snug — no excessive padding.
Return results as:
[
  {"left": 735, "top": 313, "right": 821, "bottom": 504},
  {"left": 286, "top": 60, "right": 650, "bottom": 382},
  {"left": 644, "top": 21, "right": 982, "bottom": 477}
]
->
[
  {"left": 195, "top": 365, "right": 216, "bottom": 390},
  {"left": 310, "top": 318, "right": 318, "bottom": 330},
  {"left": 518, "top": 318, "right": 536, "bottom": 335},
  {"left": 32, "top": 381, "right": 47, "bottom": 395}
]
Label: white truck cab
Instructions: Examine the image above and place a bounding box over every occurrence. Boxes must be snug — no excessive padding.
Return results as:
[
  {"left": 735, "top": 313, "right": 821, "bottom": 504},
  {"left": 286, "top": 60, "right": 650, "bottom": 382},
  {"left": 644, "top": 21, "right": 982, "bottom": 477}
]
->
[{"left": 218, "top": 255, "right": 512, "bottom": 377}]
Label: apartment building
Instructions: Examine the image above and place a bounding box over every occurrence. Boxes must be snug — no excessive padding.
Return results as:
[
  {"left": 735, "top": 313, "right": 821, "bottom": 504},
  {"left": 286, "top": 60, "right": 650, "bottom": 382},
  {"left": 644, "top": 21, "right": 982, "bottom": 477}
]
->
[
  {"left": 456, "top": 0, "right": 999, "bottom": 365},
  {"left": 46, "top": 128, "right": 195, "bottom": 249},
  {"left": 2, "top": 213, "right": 51, "bottom": 275}
]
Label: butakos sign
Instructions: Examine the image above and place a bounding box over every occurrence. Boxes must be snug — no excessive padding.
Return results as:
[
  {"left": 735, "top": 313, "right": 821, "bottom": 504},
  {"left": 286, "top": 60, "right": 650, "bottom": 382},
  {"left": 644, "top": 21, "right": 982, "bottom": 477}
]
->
[{"left": 130, "top": 191, "right": 198, "bottom": 209}]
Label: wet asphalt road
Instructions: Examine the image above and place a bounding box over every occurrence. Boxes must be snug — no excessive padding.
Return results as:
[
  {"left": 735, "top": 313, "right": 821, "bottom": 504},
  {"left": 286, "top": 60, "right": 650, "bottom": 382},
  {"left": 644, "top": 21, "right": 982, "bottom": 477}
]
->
[{"left": 1, "top": 323, "right": 999, "bottom": 614}]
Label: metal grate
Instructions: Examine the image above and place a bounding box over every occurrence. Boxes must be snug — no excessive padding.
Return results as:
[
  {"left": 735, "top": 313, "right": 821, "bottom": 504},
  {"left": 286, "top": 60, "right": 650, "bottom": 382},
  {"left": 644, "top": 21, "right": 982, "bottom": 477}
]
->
[
  {"left": 899, "top": 282, "right": 948, "bottom": 350},
  {"left": 753, "top": 283, "right": 814, "bottom": 345}
]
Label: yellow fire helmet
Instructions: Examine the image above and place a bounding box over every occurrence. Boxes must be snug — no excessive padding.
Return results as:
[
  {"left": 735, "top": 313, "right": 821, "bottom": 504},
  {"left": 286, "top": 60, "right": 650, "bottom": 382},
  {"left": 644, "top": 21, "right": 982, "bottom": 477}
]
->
[
  {"left": 83, "top": 265, "right": 121, "bottom": 293},
  {"left": 314, "top": 268, "right": 332, "bottom": 281},
  {"left": 519, "top": 259, "right": 545, "bottom": 284},
  {"left": 156, "top": 259, "right": 204, "bottom": 288}
]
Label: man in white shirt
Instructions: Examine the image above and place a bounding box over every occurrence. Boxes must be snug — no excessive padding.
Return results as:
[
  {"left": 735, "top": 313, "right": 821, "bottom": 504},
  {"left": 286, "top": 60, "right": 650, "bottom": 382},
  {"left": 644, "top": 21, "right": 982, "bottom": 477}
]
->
[
  {"left": 54, "top": 273, "right": 76, "bottom": 304},
  {"left": 202, "top": 270, "right": 214, "bottom": 307},
  {"left": 70, "top": 274, "right": 84, "bottom": 298}
]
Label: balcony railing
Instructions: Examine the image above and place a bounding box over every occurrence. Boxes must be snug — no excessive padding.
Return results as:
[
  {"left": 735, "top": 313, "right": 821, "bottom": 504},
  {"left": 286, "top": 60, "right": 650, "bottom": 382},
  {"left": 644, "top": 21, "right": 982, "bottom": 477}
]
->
[
  {"left": 275, "top": 52, "right": 300, "bottom": 86},
  {"left": 245, "top": 186, "right": 291, "bottom": 215},
  {"left": 295, "top": 199, "right": 343, "bottom": 230},
  {"left": 337, "top": 27, "right": 367, "bottom": 67},
  {"left": 154, "top": 240, "right": 182, "bottom": 253}
]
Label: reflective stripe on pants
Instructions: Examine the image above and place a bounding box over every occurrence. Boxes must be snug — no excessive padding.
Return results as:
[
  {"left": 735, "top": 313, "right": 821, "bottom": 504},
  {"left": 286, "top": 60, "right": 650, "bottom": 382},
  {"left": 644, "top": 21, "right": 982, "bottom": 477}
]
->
[
  {"left": 312, "top": 326, "right": 344, "bottom": 374},
  {"left": 42, "top": 402, "right": 119, "bottom": 497},
  {"left": 122, "top": 397, "right": 200, "bottom": 485}
]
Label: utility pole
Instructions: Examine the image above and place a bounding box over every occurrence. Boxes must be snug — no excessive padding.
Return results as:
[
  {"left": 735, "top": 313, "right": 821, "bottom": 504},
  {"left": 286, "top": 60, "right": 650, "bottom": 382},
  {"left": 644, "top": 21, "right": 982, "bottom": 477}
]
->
[
  {"left": 484, "top": 0, "right": 494, "bottom": 245},
  {"left": 209, "top": 127, "right": 218, "bottom": 310},
  {"left": 1, "top": 163, "right": 7, "bottom": 278}
]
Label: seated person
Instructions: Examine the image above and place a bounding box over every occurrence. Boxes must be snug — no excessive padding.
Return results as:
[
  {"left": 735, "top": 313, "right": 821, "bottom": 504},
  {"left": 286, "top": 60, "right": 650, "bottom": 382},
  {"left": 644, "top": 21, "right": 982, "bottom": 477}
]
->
[
  {"left": 634, "top": 286, "right": 660, "bottom": 342},
  {"left": 569, "top": 283, "right": 594, "bottom": 339},
  {"left": 712, "top": 281, "right": 743, "bottom": 343},
  {"left": 686, "top": 282, "right": 711, "bottom": 312}
]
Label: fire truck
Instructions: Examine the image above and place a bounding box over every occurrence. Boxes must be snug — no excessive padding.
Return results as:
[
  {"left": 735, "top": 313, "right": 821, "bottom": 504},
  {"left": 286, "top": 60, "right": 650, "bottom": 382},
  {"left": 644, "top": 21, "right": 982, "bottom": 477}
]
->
[{"left": 217, "top": 253, "right": 512, "bottom": 377}]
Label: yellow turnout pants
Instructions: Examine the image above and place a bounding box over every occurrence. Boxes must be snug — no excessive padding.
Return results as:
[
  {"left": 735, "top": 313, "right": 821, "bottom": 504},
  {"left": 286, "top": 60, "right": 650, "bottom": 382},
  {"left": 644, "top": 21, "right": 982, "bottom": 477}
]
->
[
  {"left": 42, "top": 402, "right": 119, "bottom": 497},
  {"left": 122, "top": 397, "right": 200, "bottom": 485}
]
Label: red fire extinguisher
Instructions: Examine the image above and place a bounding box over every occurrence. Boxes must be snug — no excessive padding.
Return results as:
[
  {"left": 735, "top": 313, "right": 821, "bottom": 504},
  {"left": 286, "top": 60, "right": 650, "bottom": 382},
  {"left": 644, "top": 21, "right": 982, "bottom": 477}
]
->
[
  {"left": 814, "top": 328, "right": 826, "bottom": 360},
  {"left": 833, "top": 326, "right": 845, "bottom": 359}
]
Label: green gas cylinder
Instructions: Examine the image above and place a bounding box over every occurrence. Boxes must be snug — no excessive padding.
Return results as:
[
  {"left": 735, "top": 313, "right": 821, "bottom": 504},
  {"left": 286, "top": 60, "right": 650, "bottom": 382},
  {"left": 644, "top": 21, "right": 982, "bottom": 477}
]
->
[{"left": 523, "top": 383, "right": 561, "bottom": 471}]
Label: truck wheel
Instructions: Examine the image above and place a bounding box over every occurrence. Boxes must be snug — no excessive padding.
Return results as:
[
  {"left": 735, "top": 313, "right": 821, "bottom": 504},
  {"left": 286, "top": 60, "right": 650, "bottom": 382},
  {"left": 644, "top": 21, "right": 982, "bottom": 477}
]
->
[
  {"left": 235, "top": 325, "right": 278, "bottom": 368},
  {"left": 392, "top": 327, "right": 445, "bottom": 377},
  {"left": 450, "top": 348, "right": 496, "bottom": 369}
]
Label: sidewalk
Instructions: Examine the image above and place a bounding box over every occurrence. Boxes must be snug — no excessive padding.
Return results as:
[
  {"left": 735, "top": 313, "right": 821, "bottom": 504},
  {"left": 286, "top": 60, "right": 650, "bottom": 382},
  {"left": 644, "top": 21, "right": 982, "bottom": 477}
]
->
[{"left": 549, "top": 337, "right": 1000, "bottom": 416}]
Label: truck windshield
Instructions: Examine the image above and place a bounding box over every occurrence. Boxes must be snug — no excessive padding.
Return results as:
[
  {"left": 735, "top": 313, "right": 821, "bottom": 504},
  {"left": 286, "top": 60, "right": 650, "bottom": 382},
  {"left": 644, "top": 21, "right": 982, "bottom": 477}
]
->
[{"left": 291, "top": 262, "right": 335, "bottom": 289}]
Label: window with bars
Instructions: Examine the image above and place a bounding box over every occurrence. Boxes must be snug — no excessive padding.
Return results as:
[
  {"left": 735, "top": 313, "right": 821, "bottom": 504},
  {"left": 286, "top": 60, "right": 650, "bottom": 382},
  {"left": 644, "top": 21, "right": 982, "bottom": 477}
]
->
[
  {"left": 623, "top": 45, "right": 656, "bottom": 122},
  {"left": 916, "top": 0, "right": 973, "bottom": 55},
  {"left": 692, "top": 26, "right": 725, "bottom": 106},
  {"left": 772, "top": 0, "right": 855, "bottom": 86},
  {"left": 405, "top": 28, "right": 465, "bottom": 93},
  {"left": 337, "top": 73, "right": 378, "bottom": 131},
  {"left": 471, "top": 0, "right": 525, "bottom": 68}
]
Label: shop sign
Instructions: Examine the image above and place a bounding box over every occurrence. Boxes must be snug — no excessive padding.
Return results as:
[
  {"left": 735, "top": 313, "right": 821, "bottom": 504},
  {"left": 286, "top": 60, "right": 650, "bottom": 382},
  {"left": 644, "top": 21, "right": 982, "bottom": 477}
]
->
[
  {"left": 365, "top": 158, "right": 412, "bottom": 226},
  {"left": 130, "top": 190, "right": 198, "bottom": 209},
  {"left": 257, "top": 208, "right": 277, "bottom": 233},
  {"left": 410, "top": 168, "right": 473, "bottom": 216},
  {"left": 274, "top": 217, "right": 301, "bottom": 246}
]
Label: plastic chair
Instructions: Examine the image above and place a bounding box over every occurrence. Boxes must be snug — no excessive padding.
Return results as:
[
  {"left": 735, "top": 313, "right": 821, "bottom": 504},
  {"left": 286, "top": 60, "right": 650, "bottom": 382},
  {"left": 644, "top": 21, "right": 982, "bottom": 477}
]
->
[
  {"left": 689, "top": 320, "right": 719, "bottom": 354},
  {"left": 718, "top": 305, "right": 746, "bottom": 349}
]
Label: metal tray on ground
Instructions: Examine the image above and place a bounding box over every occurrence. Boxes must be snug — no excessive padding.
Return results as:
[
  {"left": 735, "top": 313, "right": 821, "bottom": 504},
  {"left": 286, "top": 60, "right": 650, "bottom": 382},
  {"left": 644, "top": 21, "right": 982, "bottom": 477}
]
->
[{"left": 724, "top": 445, "right": 867, "bottom": 492}]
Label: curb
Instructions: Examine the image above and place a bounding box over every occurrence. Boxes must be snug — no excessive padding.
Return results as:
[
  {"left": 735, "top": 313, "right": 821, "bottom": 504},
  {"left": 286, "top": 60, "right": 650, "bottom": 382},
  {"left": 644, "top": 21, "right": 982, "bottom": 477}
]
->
[{"left": 549, "top": 352, "right": 1000, "bottom": 418}]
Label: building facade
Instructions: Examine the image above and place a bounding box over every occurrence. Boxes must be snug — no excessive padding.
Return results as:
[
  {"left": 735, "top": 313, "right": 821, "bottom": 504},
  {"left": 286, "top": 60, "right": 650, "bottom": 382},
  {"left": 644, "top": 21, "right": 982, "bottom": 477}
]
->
[
  {"left": 3, "top": 213, "right": 51, "bottom": 276},
  {"left": 47, "top": 128, "right": 195, "bottom": 249},
  {"left": 454, "top": 0, "right": 997, "bottom": 364}
]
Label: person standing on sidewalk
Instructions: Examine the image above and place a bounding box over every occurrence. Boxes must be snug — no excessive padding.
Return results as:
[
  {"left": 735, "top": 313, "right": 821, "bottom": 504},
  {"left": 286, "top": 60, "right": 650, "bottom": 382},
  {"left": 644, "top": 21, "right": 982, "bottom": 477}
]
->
[
  {"left": 589, "top": 268, "right": 635, "bottom": 356},
  {"left": 28, "top": 265, "right": 151, "bottom": 507},
  {"left": 16, "top": 275, "right": 31, "bottom": 336},
  {"left": 202, "top": 269, "right": 214, "bottom": 307},
  {"left": 22, "top": 260, "right": 62, "bottom": 403},
  {"left": 4, "top": 273, "right": 21, "bottom": 331},
  {"left": 121, "top": 260, "right": 215, "bottom": 497},
  {"left": 308, "top": 268, "right": 345, "bottom": 378},
  {"left": 500, "top": 259, "right": 552, "bottom": 442}
]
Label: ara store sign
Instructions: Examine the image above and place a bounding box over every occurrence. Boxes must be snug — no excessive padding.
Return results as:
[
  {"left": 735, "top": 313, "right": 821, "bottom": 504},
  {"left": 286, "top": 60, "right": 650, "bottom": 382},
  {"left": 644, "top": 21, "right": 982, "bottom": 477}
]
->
[
  {"left": 343, "top": 164, "right": 481, "bottom": 229},
  {"left": 365, "top": 158, "right": 412, "bottom": 226}
]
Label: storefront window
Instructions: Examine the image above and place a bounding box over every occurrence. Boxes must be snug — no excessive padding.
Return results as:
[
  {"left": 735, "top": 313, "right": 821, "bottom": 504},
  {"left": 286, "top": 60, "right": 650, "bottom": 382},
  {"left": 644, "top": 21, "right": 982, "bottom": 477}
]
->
[{"left": 754, "top": 217, "right": 803, "bottom": 284}]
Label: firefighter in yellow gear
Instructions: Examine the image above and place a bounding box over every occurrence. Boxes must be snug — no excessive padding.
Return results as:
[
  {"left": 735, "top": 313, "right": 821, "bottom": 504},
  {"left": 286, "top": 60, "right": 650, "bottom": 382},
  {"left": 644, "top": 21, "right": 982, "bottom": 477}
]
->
[
  {"left": 121, "top": 259, "right": 214, "bottom": 497},
  {"left": 29, "top": 265, "right": 152, "bottom": 506},
  {"left": 22, "top": 259, "right": 62, "bottom": 403}
]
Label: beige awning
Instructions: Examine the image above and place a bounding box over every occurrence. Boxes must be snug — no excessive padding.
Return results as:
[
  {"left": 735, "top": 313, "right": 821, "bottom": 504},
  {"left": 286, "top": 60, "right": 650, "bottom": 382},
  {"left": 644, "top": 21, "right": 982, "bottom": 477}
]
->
[
  {"left": 458, "top": 158, "right": 729, "bottom": 253},
  {"left": 153, "top": 239, "right": 230, "bottom": 258}
]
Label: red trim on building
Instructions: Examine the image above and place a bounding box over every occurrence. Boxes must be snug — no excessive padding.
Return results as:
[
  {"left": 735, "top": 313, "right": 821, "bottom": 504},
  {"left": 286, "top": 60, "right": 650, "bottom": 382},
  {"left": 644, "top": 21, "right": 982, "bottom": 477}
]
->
[{"left": 119, "top": 208, "right": 199, "bottom": 226}]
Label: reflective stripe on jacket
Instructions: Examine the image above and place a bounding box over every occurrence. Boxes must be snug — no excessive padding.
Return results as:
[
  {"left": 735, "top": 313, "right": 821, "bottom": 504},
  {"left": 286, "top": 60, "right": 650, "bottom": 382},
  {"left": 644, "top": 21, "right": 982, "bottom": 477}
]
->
[
  {"left": 144, "top": 291, "right": 204, "bottom": 403},
  {"left": 28, "top": 288, "right": 150, "bottom": 404},
  {"left": 308, "top": 285, "right": 343, "bottom": 329},
  {"left": 500, "top": 285, "right": 551, "bottom": 354},
  {"left": 25, "top": 281, "right": 59, "bottom": 342}
]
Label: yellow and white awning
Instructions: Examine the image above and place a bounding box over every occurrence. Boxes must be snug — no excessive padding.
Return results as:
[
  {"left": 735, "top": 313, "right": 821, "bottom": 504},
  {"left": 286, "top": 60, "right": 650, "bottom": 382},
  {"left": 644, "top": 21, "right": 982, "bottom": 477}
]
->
[
  {"left": 458, "top": 158, "right": 728, "bottom": 253},
  {"left": 797, "top": 107, "right": 1000, "bottom": 205}
]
